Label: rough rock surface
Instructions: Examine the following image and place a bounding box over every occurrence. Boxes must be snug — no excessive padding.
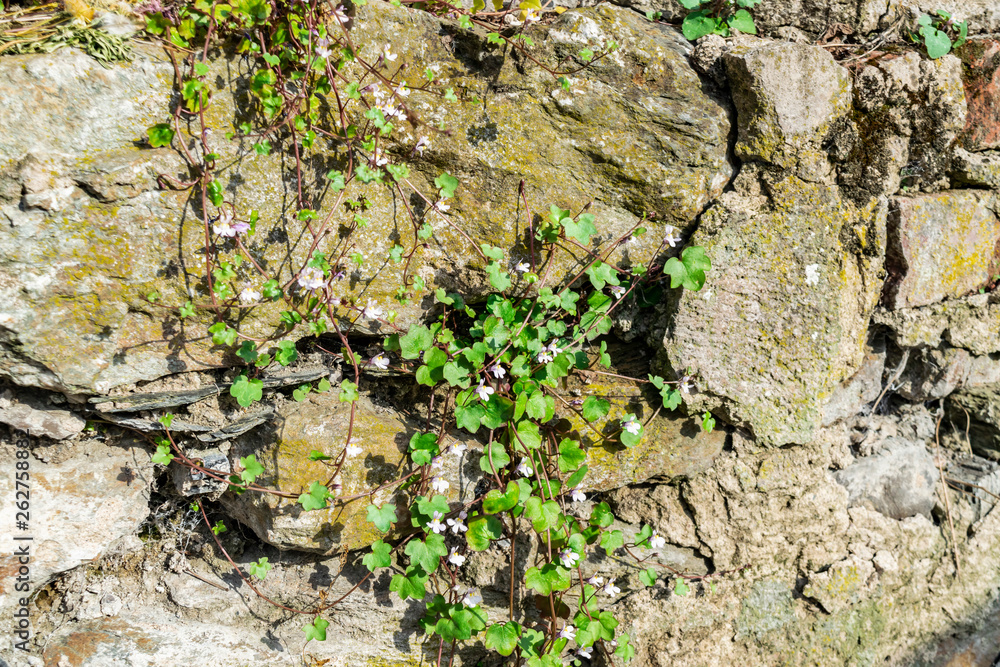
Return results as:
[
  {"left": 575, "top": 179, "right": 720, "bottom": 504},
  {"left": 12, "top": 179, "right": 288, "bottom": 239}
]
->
[
  {"left": 874, "top": 293, "right": 1000, "bottom": 356},
  {"left": 833, "top": 437, "right": 938, "bottom": 519},
  {"left": 0, "top": 432, "right": 152, "bottom": 617},
  {"left": 0, "top": 1, "right": 733, "bottom": 395},
  {"left": 660, "top": 181, "right": 886, "bottom": 446},
  {"left": 959, "top": 38, "right": 1000, "bottom": 151},
  {"left": 949, "top": 386, "right": 1000, "bottom": 460},
  {"left": 0, "top": 389, "right": 85, "bottom": 440},
  {"left": 883, "top": 192, "right": 1000, "bottom": 310}
]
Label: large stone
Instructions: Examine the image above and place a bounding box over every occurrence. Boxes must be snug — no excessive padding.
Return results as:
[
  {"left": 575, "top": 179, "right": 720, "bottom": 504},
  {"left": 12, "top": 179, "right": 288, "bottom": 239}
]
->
[
  {"left": 0, "top": 389, "right": 85, "bottom": 440},
  {"left": 882, "top": 191, "right": 1000, "bottom": 310},
  {"left": 0, "top": 432, "right": 152, "bottom": 617},
  {"left": 896, "top": 346, "right": 1000, "bottom": 401},
  {"left": 723, "top": 41, "right": 851, "bottom": 176},
  {"left": 873, "top": 292, "right": 1000, "bottom": 356},
  {"left": 959, "top": 38, "right": 1000, "bottom": 151},
  {"left": 0, "top": 1, "right": 733, "bottom": 396},
  {"left": 660, "top": 180, "right": 887, "bottom": 446},
  {"left": 822, "top": 343, "right": 885, "bottom": 426},
  {"left": 833, "top": 438, "right": 938, "bottom": 519}
]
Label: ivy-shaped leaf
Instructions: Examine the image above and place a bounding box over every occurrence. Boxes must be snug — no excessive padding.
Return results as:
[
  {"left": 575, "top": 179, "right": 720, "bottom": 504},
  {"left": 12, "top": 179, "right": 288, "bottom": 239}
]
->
[
  {"left": 230, "top": 374, "right": 263, "bottom": 407},
  {"left": 366, "top": 503, "right": 397, "bottom": 532},
  {"left": 663, "top": 245, "right": 711, "bottom": 291},
  {"left": 362, "top": 539, "right": 393, "bottom": 571}
]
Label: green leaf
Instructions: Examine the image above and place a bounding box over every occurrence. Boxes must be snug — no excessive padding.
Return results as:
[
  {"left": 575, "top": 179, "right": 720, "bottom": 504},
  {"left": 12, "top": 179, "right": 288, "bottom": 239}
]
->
[
  {"left": 230, "top": 374, "right": 263, "bottom": 407},
  {"left": 275, "top": 340, "right": 298, "bottom": 366},
  {"left": 590, "top": 501, "right": 614, "bottom": 528},
  {"left": 921, "top": 24, "right": 952, "bottom": 59},
  {"left": 664, "top": 245, "right": 711, "bottom": 291},
  {"left": 405, "top": 533, "right": 448, "bottom": 573},
  {"left": 483, "top": 481, "right": 520, "bottom": 514},
  {"left": 467, "top": 515, "right": 503, "bottom": 551},
  {"left": 208, "top": 322, "right": 237, "bottom": 347},
  {"left": 239, "top": 454, "right": 264, "bottom": 485},
  {"left": 701, "top": 411, "right": 716, "bottom": 433},
  {"left": 482, "top": 394, "right": 514, "bottom": 429},
  {"left": 639, "top": 568, "right": 658, "bottom": 587},
  {"left": 563, "top": 213, "right": 597, "bottom": 245},
  {"left": 557, "top": 439, "right": 586, "bottom": 472},
  {"left": 456, "top": 402, "right": 485, "bottom": 433},
  {"left": 248, "top": 556, "right": 272, "bottom": 580},
  {"left": 146, "top": 123, "right": 174, "bottom": 147},
  {"left": 525, "top": 563, "right": 571, "bottom": 595},
  {"left": 581, "top": 396, "right": 610, "bottom": 422},
  {"left": 614, "top": 633, "right": 637, "bottom": 662},
  {"left": 390, "top": 566, "right": 429, "bottom": 600},
  {"left": 366, "top": 503, "right": 397, "bottom": 532},
  {"left": 677, "top": 0, "right": 704, "bottom": 7},
  {"left": 292, "top": 384, "right": 311, "bottom": 402},
  {"left": 206, "top": 180, "right": 224, "bottom": 207},
  {"left": 585, "top": 261, "right": 620, "bottom": 290},
  {"left": 308, "top": 450, "right": 332, "bottom": 461},
  {"left": 674, "top": 578, "right": 690, "bottom": 596},
  {"left": 727, "top": 8, "right": 756, "bottom": 33},
  {"left": 485, "top": 262, "right": 511, "bottom": 291},
  {"left": 298, "top": 481, "right": 331, "bottom": 511},
  {"left": 236, "top": 341, "right": 258, "bottom": 363},
  {"left": 480, "top": 441, "right": 511, "bottom": 473},
  {"left": 435, "top": 172, "right": 459, "bottom": 198},
  {"left": 681, "top": 9, "right": 719, "bottom": 40},
  {"left": 524, "top": 497, "right": 563, "bottom": 532},
  {"left": 408, "top": 432, "right": 439, "bottom": 466},
  {"left": 400, "top": 325, "right": 434, "bottom": 359},
  {"left": 363, "top": 539, "right": 392, "bottom": 571},
  {"left": 634, "top": 523, "right": 653, "bottom": 548},
  {"left": 152, "top": 443, "right": 174, "bottom": 466},
  {"left": 484, "top": 622, "right": 521, "bottom": 656},
  {"left": 565, "top": 464, "right": 588, "bottom": 491},
  {"left": 600, "top": 529, "right": 624, "bottom": 552},
  {"left": 211, "top": 520, "right": 227, "bottom": 535},
  {"left": 339, "top": 380, "right": 359, "bottom": 402},
  {"left": 411, "top": 495, "right": 450, "bottom": 529},
  {"left": 303, "top": 617, "right": 329, "bottom": 642}
]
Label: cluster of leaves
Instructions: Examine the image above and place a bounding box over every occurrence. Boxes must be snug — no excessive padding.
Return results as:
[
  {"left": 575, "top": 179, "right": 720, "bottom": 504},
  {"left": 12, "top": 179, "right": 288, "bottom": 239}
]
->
[
  {"left": 137, "top": 0, "right": 717, "bottom": 664},
  {"left": 677, "top": 0, "right": 760, "bottom": 41},
  {"left": 911, "top": 10, "right": 968, "bottom": 59}
]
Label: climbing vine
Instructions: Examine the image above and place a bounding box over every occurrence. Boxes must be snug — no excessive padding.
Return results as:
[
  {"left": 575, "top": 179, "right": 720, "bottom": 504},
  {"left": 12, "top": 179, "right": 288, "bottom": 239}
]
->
[{"left": 135, "top": 0, "right": 721, "bottom": 663}]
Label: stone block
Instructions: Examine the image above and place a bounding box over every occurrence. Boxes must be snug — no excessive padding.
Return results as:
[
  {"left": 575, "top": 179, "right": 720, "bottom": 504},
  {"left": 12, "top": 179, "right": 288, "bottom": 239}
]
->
[
  {"left": 959, "top": 38, "right": 1000, "bottom": 151},
  {"left": 883, "top": 191, "right": 1000, "bottom": 310},
  {"left": 833, "top": 438, "right": 938, "bottom": 519}
]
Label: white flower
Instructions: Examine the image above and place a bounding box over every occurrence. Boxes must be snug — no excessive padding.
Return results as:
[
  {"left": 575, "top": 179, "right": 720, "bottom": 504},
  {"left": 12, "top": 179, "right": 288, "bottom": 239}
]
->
[
  {"left": 447, "top": 512, "right": 468, "bottom": 534},
  {"left": 448, "top": 547, "right": 465, "bottom": 567},
  {"left": 571, "top": 487, "right": 586, "bottom": 503},
  {"left": 415, "top": 136, "right": 431, "bottom": 154},
  {"left": 315, "top": 45, "right": 332, "bottom": 60},
  {"left": 383, "top": 44, "right": 397, "bottom": 61},
  {"left": 427, "top": 511, "right": 446, "bottom": 534},
  {"left": 609, "top": 285, "right": 626, "bottom": 299},
  {"left": 363, "top": 299, "right": 384, "bottom": 320},
  {"left": 462, "top": 588, "right": 483, "bottom": 606},
  {"left": 576, "top": 646, "right": 593, "bottom": 659},
  {"left": 524, "top": 8, "right": 539, "bottom": 23},
  {"left": 489, "top": 365, "right": 506, "bottom": 379},
  {"left": 587, "top": 575, "right": 604, "bottom": 587},
  {"left": 239, "top": 287, "right": 261, "bottom": 305},
  {"left": 369, "top": 353, "right": 390, "bottom": 370},
  {"left": 345, "top": 441, "right": 363, "bottom": 457},
  {"left": 805, "top": 263, "right": 820, "bottom": 286},
  {"left": 547, "top": 342, "right": 563, "bottom": 356},
  {"left": 663, "top": 225, "right": 682, "bottom": 248},
  {"left": 431, "top": 457, "right": 445, "bottom": 470},
  {"left": 332, "top": 5, "right": 349, "bottom": 24},
  {"left": 602, "top": 577, "right": 621, "bottom": 596},
  {"left": 536, "top": 350, "right": 554, "bottom": 364},
  {"left": 516, "top": 457, "right": 533, "bottom": 477},
  {"left": 560, "top": 548, "right": 580, "bottom": 568},
  {"left": 476, "top": 380, "right": 494, "bottom": 402},
  {"left": 679, "top": 375, "right": 695, "bottom": 394},
  {"left": 372, "top": 150, "right": 388, "bottom": 167},
  {"left": 394, "top": 82, "right": 410, "bottom": 97},
  {"left": 432, "top": 200, "right": 450, "bottom": 214},
  {"left": 297, "top": 266, "right": 326, "bottom": 291},
  {"left": 559, "top": 625, "right": 577, "bottom": 641},
  {"left": 451, "top": 443, "right": 468, "bottom": 457},
  {"left": 515, "top": 261, "right": 530, "bottom": 273},
  {"left": 431, "top": 476, "right": 450, "bottom": 493},
  {"left": 621, "top": 414, "right": 641, "bottom": 436},
  {"left": 649, "top": 528, "right": 666, "bottom": 550}
]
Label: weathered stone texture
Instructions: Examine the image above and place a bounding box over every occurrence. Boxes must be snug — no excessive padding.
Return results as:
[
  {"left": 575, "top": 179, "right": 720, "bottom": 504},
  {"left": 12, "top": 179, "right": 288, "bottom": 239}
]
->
[
  {"left": 959, "top": 38, "right": 1000, "bottom": 151},
  {"left": 883, "top": 192, "right": 1000, "bottom": 310},
  {"left": 833, "top": 438, "right": 938, "bottom": 519}
]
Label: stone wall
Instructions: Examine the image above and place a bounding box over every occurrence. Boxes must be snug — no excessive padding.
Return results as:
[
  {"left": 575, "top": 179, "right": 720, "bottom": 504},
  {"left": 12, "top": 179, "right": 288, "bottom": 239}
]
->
[{"left": 3, "top": 2, "right": 1000, "bottom": 666}]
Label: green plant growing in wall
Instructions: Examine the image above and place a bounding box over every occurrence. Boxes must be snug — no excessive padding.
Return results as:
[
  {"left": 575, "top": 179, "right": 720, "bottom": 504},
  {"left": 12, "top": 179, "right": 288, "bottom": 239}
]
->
[
  {"left": 911, "top": 10, "right": 968, "bottom": 59},
  {"left": 677, "top": 0, "right": 760, "bottom": 40}
]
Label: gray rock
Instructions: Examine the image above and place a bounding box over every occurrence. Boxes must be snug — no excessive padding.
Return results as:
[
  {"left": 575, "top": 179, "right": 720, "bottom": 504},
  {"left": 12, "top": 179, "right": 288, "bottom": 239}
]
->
[
  {"left": 822, "top": 344, "right": 886, "bottom": 426},
  {"left": 896, "top": 346, "right": 1000, "bottom": 401},
  {"left": 724, "top": 41, "right": 851, "bottom": 179},
  {"left": 873, "top": 293, "right": 1000, "bottom": 356},
  {"left": 172, "top": 450, "right": 231, "bottom": 498},
  {"left": 948, "top": 386, "right": 1000, "bottom": 460},
  {"left": 195, "top": 409, "right": 274, "bottom": 443},
  {"left": 98, "top": 413, "right": 214, "bottom": 433},
  {"left": 950, "top": 148, "right": 1000, "bottom": 189},
  {"left": 660, "top": 185, "right": 887, "bottom": 446},
  {"left": 883, "top": 191, "right": 1000, "bottom": 310},
  {"left": 833, "top": 438, "right": 938, "bottom": 519},
  {"left": 0, "top": 389, "right": 86, "bottom": 440},
  {"left": 90, "top": 386, "right": 223, "bottom": 413}
]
